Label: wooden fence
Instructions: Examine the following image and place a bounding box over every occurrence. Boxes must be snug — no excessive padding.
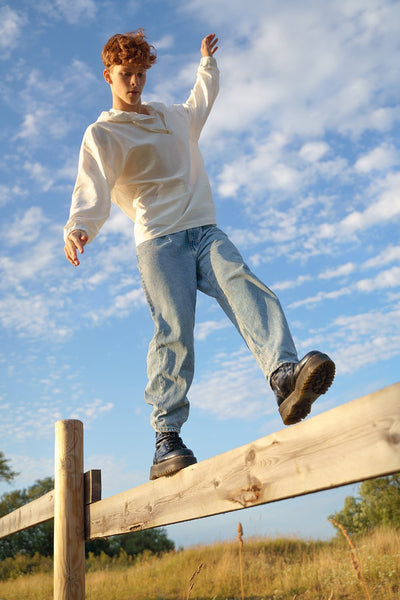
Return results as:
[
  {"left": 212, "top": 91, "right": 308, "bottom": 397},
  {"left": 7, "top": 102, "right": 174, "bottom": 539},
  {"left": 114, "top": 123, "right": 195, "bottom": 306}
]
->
[{"left": 1, "top": 381, "right": 399, "bottom": 599}]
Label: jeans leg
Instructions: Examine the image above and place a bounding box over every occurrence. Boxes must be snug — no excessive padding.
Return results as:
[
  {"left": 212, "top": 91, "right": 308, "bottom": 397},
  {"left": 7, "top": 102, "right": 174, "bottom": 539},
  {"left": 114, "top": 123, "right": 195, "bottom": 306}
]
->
[
  {"left": 196, "top": 226, "right": 298, "bottom": 380},
  {"left": 136, "top": 232, "right": 197, "bottom": 432}
]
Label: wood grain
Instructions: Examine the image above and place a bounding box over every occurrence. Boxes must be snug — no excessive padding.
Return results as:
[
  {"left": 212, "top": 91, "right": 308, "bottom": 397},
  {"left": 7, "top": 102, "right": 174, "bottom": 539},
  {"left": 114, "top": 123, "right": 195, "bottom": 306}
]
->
[
  {"left": 0, "top": 490, "right": 54, "bottom": 539},
  {"left": 53, "top": 420, "right": 85, "bottom": 600},
  {"left": 0, "top": 470, "right": 101, "bottom": 539},
  {"left": 1, "top": 383, "right": 399, "bottom": 563},
  {"left": 86, "top": 382, "right": 400, "bottom": 540}
]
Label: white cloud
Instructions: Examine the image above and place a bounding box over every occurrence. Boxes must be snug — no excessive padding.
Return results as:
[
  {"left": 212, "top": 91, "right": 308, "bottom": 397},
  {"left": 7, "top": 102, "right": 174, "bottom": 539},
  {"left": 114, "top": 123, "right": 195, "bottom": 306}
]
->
[
  {"left": 356, "top": 266, "right": 400, "bottom": 293},
  {"left": 102, "top": 208, "right": 135, "bottom": 240},
  {"left": 354, "top": 143, "right": 398, "bottom": 173},
  {"left": 0, "top": 394, "right": 114, "bottom": 447},
  {"left": 217, "top": 133, "right": 299, "bottom": 198},
  {"left": 195, "top": 0, "right": 400, "bottom": 142},
  {"left": 0, "top": 5, "right": 25, "bottom": 51},
  {"left": 319, "top": 263, "right": 356, "bottom": 280},
  {"left": 272, "top": 275, "right": 312, "bottom": 292},
  {"left": 0, "top": 239, "right": 57, "bottom": 287},
  {"left": 3, "top": 206, "right": 49, "bottom": 246},
  {"left": 69, "top": 398, "right": 114, "bottom": 423},
  {"left": 36, "top": 0, "right": 96, "bottom": 24},
  {"left": 0, "top": 184, "right": 27, "bottom": 207},
  {"left": 363, "top": 245, "right": 400, "bottom": 269},
  {"left": 13, "top": 60, "right": 99, "bottom": 144},
  {"left": 332, "top": 335, "right": 400, "bottom": 376},
  {"left": 318, "top": 172, "right": 400, "bottom": 240},
  {"left": 332, "top": 305, "right": 400, "bottom": 339},
  {"left": 290, "top": 287, "right": 352, "bottom": 309},
  {"left": 88, "top": 287, "right": 146, "bottom": 323},
  {"left": 290, "top": 265, "right": 400, "bottom": 309},
  {"left": 15, "top": 109, "right": 70, "bottom": 144},
  {"left": 195, "top": 319, "right": 230, "bottom": 341},
  {"left": 0, "top": 293, "right": 69, "bottom": 339},
  {"left": 80, "top": 237, "right": 138, "bottom": 290},
  {"left": 86, "top": 453, "right": 147, "bottom": 497},
  {"left": 23, "top": 161, "right": 55, "bottom": 190},
  {"left": 299, "top": 142, "right": 330, "bottom": 163},
  {"left": 327, "top": 304, "right": 400, "bottom": 373},
  {"left": 190, "top": 350, "right": 271, "bottom": 420},
  {"left": 153, "top": 34, "right": 174, "bottom": 50},
  {"left": 0, "top": 400, "right": 64, "bottom": 442},
  {"left": 6, "top": 454, "right": 54, "bottom": 488}
]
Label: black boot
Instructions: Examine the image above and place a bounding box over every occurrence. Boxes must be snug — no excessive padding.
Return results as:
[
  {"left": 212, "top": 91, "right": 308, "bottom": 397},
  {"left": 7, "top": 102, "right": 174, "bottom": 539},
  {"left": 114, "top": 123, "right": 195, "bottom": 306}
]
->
[
  {"left": 150, "top": 432, "right": 197, "bottom": 480},
  {"left": 271, "top": 351, "right": 335, "bottom": 425}
]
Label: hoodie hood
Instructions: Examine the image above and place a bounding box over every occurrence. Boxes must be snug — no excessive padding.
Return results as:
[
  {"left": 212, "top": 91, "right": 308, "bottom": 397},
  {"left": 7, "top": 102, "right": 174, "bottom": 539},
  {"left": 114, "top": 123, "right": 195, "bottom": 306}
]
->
[{"left": 97, "top": 104, "right": 171, "bottom": 134}]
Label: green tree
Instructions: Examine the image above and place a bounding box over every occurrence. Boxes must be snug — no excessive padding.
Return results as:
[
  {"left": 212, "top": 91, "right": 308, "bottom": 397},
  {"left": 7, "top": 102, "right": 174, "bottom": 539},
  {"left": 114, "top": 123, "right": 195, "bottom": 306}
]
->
[
  {"left": 85, "top": 528, "right": 174, "bottom": 558},
  {"left": 0, "top": 452, "right": 18, "bottom": 483},
  {"left": 329, "top": 473, "right": 400, "bottom": 536},
  {"left": 113, "top": 528, "right": 174, "bottom": 557}
]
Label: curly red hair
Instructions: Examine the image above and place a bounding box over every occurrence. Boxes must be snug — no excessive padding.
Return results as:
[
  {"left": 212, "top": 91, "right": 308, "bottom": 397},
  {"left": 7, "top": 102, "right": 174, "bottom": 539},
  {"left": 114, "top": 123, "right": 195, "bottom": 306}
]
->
[{"left": 102, "top": 29, "right": 157, "bottom": 70}]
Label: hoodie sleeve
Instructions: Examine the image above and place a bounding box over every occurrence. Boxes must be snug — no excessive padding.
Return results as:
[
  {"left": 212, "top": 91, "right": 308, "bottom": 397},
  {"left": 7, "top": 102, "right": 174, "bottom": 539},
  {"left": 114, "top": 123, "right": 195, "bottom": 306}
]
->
[
  {"left": 64, "top": 124, "right": 121, "bottom": 243},
  {"left": 183, "top": 56, "right": 219, "bottom": 141}
]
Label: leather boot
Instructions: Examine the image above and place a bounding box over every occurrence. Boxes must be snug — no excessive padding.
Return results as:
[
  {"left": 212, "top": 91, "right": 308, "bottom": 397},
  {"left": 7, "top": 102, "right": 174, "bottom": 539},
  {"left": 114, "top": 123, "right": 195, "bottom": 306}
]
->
[
  {"left": 150, "top": 431, "right": 197, "bottom": 480},
  {"left": 271, "top": 351, "right": 335, "bottom": 425}
]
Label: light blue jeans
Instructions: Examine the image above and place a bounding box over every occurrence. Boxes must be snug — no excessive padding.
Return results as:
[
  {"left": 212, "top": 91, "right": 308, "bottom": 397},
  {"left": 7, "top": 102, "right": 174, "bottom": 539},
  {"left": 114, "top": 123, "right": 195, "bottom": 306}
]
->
[{"left": 136, "top": 226, "right": 298, "bottom": 432}]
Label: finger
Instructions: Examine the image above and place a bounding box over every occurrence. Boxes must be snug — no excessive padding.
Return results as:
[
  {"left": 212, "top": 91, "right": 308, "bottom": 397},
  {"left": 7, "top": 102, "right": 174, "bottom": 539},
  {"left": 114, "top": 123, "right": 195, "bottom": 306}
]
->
[
  {"left": 208, "top": 36, "right": 219, "bottom": 53},
  {"left": 70, "top": 231, "right": 87, "bottom": 254},
  {"left": 65, "top": 247, "right": 79, "bottom": 267},
  {"left": 65, "top": 239, "right": 80, "bottom": 266}
]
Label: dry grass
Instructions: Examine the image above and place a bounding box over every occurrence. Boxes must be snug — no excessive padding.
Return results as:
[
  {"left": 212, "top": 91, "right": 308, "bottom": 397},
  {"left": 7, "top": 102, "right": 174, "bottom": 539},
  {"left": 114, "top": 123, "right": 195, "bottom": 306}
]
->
[
  {"left": 0, "top": 527, "right": 398, "bottom": 599},
  {"left": 237, "top": 522, "right": 244, "bottom": 600},
  {"left": 328, "top": 518, "right": 371, "bottom": 600}
]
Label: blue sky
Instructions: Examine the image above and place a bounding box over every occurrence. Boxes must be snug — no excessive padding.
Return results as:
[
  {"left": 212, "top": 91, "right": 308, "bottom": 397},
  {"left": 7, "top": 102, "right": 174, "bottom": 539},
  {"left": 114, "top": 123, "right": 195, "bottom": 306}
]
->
[{"left": 0, "top": 0, "right": 399, "bottom": 548}]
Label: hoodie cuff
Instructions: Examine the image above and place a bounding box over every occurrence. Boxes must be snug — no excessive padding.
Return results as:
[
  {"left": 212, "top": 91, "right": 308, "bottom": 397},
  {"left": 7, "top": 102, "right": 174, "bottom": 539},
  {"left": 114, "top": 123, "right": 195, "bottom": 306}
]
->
[{"left": 200, "top": 56, "right": 217, "bottom": 67}]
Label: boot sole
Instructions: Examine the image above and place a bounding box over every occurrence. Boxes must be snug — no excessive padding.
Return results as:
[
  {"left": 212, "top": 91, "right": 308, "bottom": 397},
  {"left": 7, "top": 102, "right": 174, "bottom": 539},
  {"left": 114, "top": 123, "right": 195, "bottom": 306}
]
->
[
  {"left": 150, "top": 454, "right": 197, "bottom": 480},
  {"left": 279, "top": 354, "right": 335, "bottom": 425}
]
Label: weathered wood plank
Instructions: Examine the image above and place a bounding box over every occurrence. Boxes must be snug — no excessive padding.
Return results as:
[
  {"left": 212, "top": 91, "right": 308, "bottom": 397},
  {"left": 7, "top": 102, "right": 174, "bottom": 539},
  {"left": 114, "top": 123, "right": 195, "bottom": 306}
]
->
[
  {"left": 0, "top": 490, "right": 54, "bottom": 539},
  {"left": 0, "top": 470, "right": 100, "bottom": 539},
  {"left": 86, "top": 382, "right": 400, "bottom": 540}
]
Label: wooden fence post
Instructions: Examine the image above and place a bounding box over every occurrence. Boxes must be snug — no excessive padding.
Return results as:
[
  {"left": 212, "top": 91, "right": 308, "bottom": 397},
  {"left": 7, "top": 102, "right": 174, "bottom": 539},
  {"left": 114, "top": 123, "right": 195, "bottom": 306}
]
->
[{"left": 54, "top": 420, "right": 85, "bottom": 600}]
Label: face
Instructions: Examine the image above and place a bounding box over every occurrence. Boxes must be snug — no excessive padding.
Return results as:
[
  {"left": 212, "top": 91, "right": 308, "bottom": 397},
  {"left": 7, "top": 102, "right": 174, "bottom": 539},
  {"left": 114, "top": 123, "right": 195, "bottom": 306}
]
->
[{"left": 104, "top": 64, "right": 147, "bottom": 112}]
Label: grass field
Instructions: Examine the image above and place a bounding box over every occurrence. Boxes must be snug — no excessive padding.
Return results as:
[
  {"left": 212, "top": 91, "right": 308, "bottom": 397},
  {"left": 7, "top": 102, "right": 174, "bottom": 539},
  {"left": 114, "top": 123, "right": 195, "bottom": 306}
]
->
[{"left": 0, "top": 526, "right": 398, "bottom": 599}]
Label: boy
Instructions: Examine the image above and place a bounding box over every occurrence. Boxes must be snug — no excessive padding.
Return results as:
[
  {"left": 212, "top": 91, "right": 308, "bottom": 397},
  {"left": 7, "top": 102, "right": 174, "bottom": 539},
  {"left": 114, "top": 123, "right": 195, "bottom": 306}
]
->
[{"left": 64, "top": 31, "right": 335, "bottom": 480}]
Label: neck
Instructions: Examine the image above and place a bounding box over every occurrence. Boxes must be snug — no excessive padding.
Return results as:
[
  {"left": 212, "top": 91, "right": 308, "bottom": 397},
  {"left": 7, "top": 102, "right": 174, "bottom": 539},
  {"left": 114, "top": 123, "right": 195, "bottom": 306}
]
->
[{"left": 112, "top": 100, "right": 149, "bottom": 114}]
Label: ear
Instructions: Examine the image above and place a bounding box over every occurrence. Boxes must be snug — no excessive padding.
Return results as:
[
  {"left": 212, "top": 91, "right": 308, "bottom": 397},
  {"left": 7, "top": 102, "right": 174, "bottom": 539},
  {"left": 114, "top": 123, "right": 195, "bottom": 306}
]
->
[{"left": 103, "top": 68, "right": 113, "bottom": 84}]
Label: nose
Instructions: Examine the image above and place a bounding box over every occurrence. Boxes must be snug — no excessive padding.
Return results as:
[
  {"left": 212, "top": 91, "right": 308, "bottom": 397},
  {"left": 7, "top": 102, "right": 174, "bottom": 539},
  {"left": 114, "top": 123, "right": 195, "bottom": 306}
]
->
[{"left": 130, "top": 74, "right": 139, "bottom": 87}]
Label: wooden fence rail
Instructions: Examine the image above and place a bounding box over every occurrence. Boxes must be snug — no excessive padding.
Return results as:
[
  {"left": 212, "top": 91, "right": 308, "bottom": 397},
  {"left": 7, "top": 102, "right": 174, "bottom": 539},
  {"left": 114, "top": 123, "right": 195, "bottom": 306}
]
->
[{"left": 1, "top": 382, "right": 399, "bottom": 599}]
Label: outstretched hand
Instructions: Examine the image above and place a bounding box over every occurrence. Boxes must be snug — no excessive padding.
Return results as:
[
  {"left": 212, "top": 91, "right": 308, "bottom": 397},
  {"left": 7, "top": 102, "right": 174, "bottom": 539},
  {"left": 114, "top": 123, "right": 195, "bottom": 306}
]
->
[
  {"left": 201, "top": 34, "right": 218, "bottom": 57},
  {"left": 64, "top": 229, "right": 88, "bottom": 266}
]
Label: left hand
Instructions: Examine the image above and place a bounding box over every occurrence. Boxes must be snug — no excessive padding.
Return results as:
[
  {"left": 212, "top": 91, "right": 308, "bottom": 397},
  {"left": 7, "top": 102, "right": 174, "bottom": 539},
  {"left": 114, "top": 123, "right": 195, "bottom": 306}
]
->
[
  {"left": 64, "top": 229, "right": 89, "bottom": 267},
  {"left": 201, "top": 34, "right": 219, "bottom": 57}
]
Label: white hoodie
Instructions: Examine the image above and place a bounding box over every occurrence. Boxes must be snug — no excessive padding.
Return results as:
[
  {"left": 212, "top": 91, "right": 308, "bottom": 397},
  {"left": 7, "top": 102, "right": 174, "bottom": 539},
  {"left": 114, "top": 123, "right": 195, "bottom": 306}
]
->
[{"left": 64, "top": 56, "right": 219, "bottom": 247}]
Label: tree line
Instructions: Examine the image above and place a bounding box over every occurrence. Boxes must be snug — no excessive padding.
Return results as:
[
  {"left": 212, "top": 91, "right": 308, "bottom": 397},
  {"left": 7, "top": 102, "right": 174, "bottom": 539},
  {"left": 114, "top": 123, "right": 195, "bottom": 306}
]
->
[
  {"left": 1, "top": 451, "right": 399, "bottom": 561},
  {"left": 0, "top": 452, "right": 174, "bottom": 561}
]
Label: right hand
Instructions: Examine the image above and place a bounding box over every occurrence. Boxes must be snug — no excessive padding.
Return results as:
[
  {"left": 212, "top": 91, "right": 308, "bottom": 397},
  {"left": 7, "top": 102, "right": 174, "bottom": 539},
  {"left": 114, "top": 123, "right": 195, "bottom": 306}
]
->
[
  {"left": 201, "top": 34, "right": 219, "bottom": 57},
  {"left": 64, "top": 229, "right": 89, "bottom": 266}
]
